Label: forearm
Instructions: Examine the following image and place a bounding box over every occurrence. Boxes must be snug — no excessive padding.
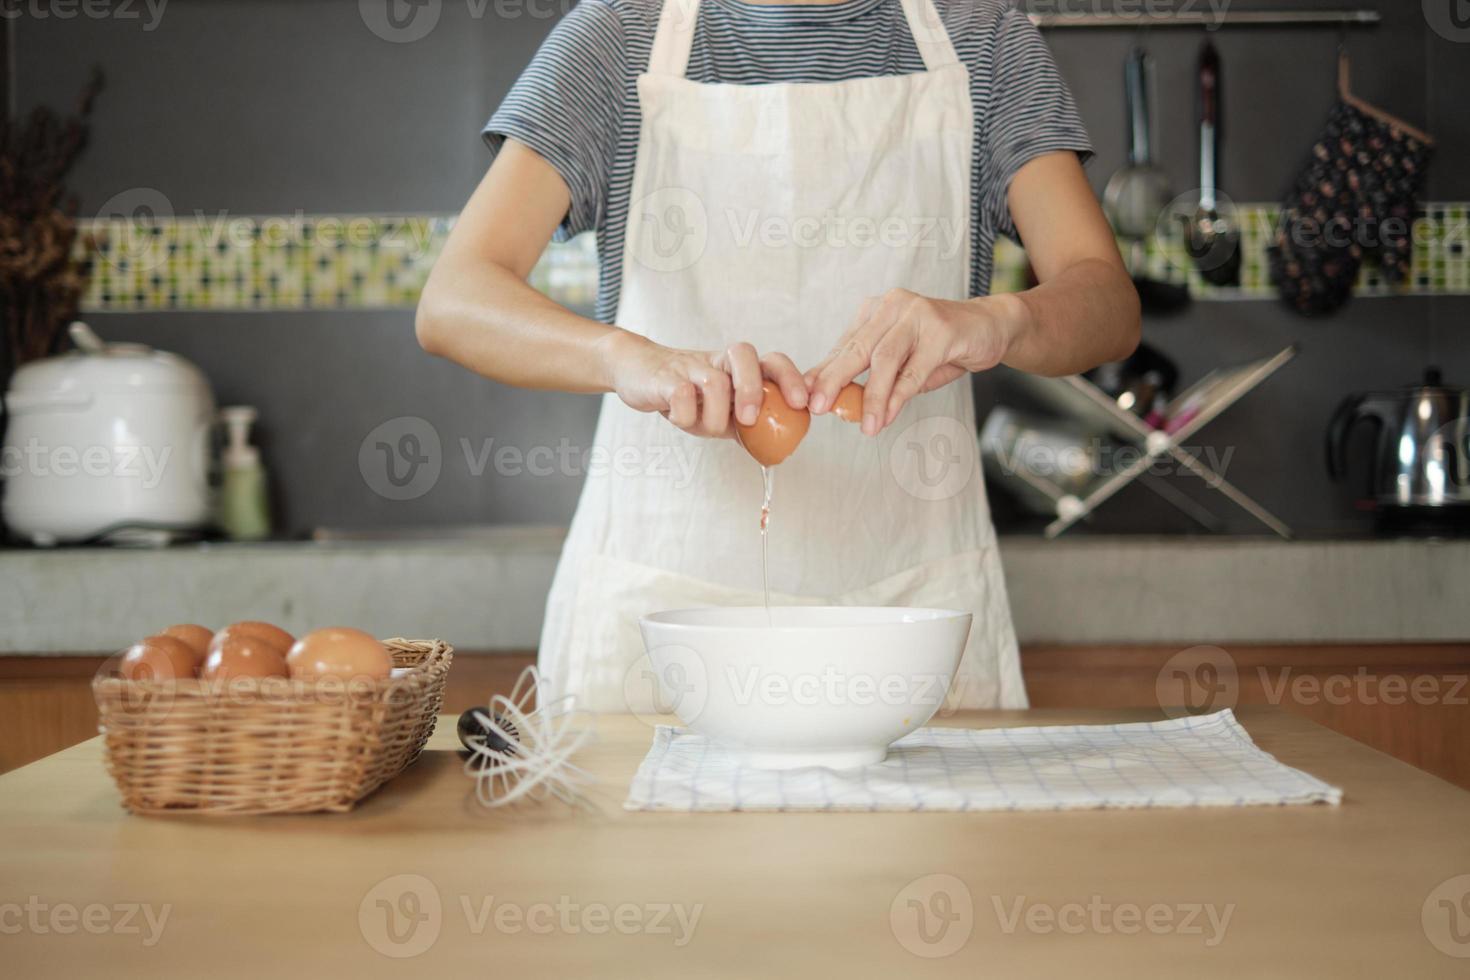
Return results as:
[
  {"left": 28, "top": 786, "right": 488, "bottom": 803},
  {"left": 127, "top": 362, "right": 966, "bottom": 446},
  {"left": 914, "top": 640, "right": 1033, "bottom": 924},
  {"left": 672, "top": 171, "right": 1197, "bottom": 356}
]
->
[
  {"left": 416, "top": 255, "right": 634, "bottom": 394},
  {"left": 989, "top": 256, "right": 1141, "bottom": 378}
]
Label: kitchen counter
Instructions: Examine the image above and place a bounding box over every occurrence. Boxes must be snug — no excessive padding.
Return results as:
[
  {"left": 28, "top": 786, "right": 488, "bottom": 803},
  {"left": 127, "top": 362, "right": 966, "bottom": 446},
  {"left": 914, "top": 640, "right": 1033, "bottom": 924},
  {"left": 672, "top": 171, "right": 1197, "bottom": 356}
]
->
[
  {"left": 2, "top": 530, "right": 1467, "bottom": 652},
  {"left": 3, "top": 707, "right": 1469, "bottom": 977}
]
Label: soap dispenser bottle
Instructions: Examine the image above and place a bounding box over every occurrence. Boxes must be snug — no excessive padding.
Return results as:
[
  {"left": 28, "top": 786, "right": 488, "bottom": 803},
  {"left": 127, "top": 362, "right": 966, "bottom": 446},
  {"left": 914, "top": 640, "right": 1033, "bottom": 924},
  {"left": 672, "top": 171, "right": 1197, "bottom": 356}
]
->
[{"left": 217, "top": 406, "right": 272, "bottom": 541}]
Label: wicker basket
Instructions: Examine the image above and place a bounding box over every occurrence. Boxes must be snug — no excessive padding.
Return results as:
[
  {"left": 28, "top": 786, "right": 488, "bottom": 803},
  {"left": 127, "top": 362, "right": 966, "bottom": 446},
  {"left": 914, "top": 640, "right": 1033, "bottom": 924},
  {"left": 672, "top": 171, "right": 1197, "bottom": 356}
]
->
[{"left": 92, "top": 638, "right": 452, "bottom": 815}]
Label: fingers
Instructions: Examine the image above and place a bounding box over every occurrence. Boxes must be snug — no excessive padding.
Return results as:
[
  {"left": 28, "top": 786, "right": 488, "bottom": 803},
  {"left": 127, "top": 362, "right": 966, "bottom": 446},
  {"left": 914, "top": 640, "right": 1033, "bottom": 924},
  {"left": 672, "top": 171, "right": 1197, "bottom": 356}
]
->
[
  {"left": 697, "top": 369, "right": 731, "bottom": 437},
  {"left": 760, "top": 352, "right": 808, "bottom": 410},
  {"left": 808, "top": 290, "right": 912, "bottom": 417},
  {"left": 860, "top": 324, "right": 921, "bottom": 436},
  {"left": 723, "top": 342, "right": 764, "bottom": 425},
  {"left": 665, "top": 381, "right": 699, "bottom": 431},
  {"left": 803, "top": 296, "right": 879, "bottom": 405},
  {"left": 883, "top": 331, "right": 950, "bottom": 426}
]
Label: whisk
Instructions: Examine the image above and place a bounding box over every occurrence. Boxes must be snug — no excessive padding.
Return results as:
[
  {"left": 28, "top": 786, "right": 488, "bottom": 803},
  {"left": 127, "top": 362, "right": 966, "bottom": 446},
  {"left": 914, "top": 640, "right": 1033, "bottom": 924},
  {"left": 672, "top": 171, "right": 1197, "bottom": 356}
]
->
[{"left": 458, "top": 666, "right": 595, "bottom": 809}]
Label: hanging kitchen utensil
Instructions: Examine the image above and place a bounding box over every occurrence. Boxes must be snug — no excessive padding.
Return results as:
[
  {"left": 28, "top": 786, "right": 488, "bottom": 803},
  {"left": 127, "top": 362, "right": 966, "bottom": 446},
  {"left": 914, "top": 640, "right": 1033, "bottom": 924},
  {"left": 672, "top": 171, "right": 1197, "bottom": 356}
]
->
[
  {"left": 1268, "top": 50, "right": 1433, "bottom": 317},
  {"left": 1104, "top": 46, "right": 1189, "bottom": 315},
  {"left": 1187, "top": 42, "right": 1241, "bottom": 286}
]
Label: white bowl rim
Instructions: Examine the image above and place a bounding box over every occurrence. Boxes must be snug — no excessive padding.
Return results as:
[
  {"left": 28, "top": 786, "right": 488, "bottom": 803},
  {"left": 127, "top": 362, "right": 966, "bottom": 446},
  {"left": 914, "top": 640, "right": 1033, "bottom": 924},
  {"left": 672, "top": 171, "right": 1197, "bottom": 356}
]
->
[{"left": 641, "top": 606, "right": 971, "bottom": 631}]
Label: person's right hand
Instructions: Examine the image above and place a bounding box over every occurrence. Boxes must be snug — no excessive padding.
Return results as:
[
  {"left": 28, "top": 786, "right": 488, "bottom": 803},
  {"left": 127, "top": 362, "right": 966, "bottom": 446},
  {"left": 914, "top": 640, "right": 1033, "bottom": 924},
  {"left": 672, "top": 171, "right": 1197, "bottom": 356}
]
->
[{"left": 603, "top": 333, "right": 808, "bottom": 439}]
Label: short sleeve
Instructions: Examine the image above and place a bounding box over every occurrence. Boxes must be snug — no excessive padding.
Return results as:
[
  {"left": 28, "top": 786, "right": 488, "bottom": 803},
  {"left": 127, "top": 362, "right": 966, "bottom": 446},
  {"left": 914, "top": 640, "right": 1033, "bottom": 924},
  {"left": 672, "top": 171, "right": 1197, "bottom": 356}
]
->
[
  {"left": 978, "top": 7, "right": 1092, "bottom": 241},
  {"left": 483, "top": 0, "right": 630, "bottom": 240}
]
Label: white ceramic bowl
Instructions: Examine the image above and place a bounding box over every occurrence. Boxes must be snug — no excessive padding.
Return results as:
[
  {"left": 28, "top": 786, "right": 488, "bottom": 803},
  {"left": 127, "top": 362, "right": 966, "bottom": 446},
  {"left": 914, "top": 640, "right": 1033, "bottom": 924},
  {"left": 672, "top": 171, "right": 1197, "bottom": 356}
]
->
[{"left": 638, "top": 606, "right": 972, "bottom": 770}]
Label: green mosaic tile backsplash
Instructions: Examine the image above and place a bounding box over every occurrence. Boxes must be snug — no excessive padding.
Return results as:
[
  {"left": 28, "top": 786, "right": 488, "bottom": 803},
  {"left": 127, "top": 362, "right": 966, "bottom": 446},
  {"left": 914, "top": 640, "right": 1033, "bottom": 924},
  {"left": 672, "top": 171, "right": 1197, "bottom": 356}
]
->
[{"left": 76, "top": 204, "right": 1469, "bottom": 313}]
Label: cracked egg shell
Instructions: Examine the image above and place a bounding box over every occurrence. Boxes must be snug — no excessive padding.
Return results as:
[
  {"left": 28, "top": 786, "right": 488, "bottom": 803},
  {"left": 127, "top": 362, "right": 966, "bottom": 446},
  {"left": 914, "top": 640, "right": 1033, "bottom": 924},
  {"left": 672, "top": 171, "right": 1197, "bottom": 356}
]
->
[{"left": 736, "top": 381, "right": 811, "bottom": 467}]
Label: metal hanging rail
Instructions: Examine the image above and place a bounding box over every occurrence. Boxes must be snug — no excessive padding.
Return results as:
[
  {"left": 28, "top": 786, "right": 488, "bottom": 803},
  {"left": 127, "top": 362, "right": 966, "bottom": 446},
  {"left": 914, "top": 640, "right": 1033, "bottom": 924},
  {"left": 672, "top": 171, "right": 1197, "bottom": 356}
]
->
[{"left": 1028, "top": 9, "right": 1381, "bottom": 29}]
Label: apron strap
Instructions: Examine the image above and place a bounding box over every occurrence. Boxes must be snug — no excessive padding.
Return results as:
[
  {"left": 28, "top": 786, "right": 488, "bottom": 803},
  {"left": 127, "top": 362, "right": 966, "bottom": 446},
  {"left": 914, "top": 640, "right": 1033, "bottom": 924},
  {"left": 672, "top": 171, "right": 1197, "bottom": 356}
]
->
[
  {"left": 898, "top": 0, "right": 961, "bottom": 71},
  {"left": 647, "top": 0, "right": 960, "bottom": 78},
  {"left": 648, "top": 0, "right": 699, "bottom": 78}
]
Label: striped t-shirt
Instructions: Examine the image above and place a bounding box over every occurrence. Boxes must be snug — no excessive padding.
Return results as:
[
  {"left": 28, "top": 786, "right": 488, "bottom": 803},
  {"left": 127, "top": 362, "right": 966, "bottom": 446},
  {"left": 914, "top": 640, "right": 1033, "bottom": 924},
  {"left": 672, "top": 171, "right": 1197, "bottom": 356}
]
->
[{"left": 485, "top": 0, "right": 1091, "bottom": 324}]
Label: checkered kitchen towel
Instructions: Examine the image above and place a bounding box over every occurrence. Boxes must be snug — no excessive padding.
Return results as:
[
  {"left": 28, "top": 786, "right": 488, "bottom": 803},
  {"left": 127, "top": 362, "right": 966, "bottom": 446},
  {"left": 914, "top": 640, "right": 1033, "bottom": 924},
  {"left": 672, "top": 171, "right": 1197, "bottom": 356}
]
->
[{"left": 624, "top": 710, "right": 1343, "bottom": 812}]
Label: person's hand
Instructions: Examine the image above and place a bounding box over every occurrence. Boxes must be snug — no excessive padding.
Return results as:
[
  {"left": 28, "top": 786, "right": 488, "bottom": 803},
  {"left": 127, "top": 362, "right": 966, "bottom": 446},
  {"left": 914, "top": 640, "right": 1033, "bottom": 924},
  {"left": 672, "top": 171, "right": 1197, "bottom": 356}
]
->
[
  {"left": 805, "top": 288, "right": 1021, "bottom": 436},
  {"left": 604, "top": 334, "right": 808, "bottom": 438}
]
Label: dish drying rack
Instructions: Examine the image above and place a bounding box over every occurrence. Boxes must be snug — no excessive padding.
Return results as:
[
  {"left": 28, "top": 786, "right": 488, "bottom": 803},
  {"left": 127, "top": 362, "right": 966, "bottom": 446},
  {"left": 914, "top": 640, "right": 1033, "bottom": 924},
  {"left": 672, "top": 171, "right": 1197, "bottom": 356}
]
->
[{"left": 1002, "top": 345, "right": 1298, "bottom": 539}]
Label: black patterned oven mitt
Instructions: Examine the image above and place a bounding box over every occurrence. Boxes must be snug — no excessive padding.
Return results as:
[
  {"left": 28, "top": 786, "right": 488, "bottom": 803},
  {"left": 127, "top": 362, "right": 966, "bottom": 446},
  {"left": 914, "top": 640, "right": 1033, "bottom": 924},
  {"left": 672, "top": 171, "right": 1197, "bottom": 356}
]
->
[{"left": 1269, "top": 100, "right": 1432, "bottom": 317}]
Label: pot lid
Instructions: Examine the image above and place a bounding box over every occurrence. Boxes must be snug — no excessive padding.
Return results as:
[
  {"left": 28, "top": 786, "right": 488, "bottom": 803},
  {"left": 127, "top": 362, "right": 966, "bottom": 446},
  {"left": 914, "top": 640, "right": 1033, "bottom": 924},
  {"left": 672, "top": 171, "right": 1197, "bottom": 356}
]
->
[{"left": 7, "top": 337, "right": 212, "bottom": 398}]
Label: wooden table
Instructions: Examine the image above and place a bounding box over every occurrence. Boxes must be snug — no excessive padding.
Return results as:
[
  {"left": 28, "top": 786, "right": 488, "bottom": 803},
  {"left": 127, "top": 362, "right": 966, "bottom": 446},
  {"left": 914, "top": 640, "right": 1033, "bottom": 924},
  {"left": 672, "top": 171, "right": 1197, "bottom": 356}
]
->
[{"left": 3, "top": 707, "right": 1469, "bottom": 978}]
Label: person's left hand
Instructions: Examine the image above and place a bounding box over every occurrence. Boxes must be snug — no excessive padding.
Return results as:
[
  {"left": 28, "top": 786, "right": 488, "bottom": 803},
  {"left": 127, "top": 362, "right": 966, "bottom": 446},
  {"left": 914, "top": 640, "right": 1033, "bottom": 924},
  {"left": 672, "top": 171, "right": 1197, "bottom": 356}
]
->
[{"left": 805, "top": 288, "right": 1019, "bottom": 436}]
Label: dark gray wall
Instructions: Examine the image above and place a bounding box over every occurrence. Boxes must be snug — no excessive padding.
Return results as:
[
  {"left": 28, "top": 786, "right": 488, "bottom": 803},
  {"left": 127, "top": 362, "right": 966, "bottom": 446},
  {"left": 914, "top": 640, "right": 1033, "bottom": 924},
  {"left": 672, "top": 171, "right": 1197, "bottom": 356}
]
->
[{"left": 11, "top": 0, "right": 1469, "bottom": 538}]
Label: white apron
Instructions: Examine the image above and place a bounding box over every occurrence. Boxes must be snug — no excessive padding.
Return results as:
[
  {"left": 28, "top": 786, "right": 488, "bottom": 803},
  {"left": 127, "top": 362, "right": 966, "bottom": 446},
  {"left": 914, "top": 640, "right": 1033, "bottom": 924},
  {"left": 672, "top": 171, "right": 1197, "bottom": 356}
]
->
[{"left": 538, "top": 0, "right": 1027, "bottom": 712}]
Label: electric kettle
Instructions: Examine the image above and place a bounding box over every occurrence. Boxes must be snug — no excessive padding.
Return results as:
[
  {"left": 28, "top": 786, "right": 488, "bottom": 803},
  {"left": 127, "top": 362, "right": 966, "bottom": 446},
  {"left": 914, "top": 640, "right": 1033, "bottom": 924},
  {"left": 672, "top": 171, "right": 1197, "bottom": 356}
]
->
[
  {"left": 1327, "top": 368, "right": 1470, "bottom": 511},
  {"left": 1, "top": 322, "right": 216, "bottom": 546}
]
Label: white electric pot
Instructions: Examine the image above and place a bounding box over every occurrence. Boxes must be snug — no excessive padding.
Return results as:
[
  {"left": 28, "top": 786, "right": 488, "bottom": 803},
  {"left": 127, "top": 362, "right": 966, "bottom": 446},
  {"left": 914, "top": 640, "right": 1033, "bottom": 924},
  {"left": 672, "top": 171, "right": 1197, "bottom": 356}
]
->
[{"left": 2, "top": 324, "right": 216, "bottom": 546}]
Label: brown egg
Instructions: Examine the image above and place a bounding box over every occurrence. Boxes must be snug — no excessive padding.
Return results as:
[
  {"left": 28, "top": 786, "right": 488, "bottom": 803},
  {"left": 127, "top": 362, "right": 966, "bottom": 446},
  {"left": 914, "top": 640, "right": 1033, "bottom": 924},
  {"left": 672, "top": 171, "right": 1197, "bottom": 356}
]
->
[
  {"left": 161, "top": 624, "right": 213, "bottom": 661},
  {"left": 120, "top": 635, "right": 201, "bottom": 681},
  {"left": 211, "top": 621, "right": 294, "bottom": 655},
  {"left": 831, "top": 382, "right": 866, "bottom": 424},
  {"left": 201, "top": 636, "right": 289, "bottom": 681},
  {"left": 736, "top": 381, "right": 811, "bottom": 467},
  {"left": 286, "top": 627, "right": 391, "bottom": 681}
]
